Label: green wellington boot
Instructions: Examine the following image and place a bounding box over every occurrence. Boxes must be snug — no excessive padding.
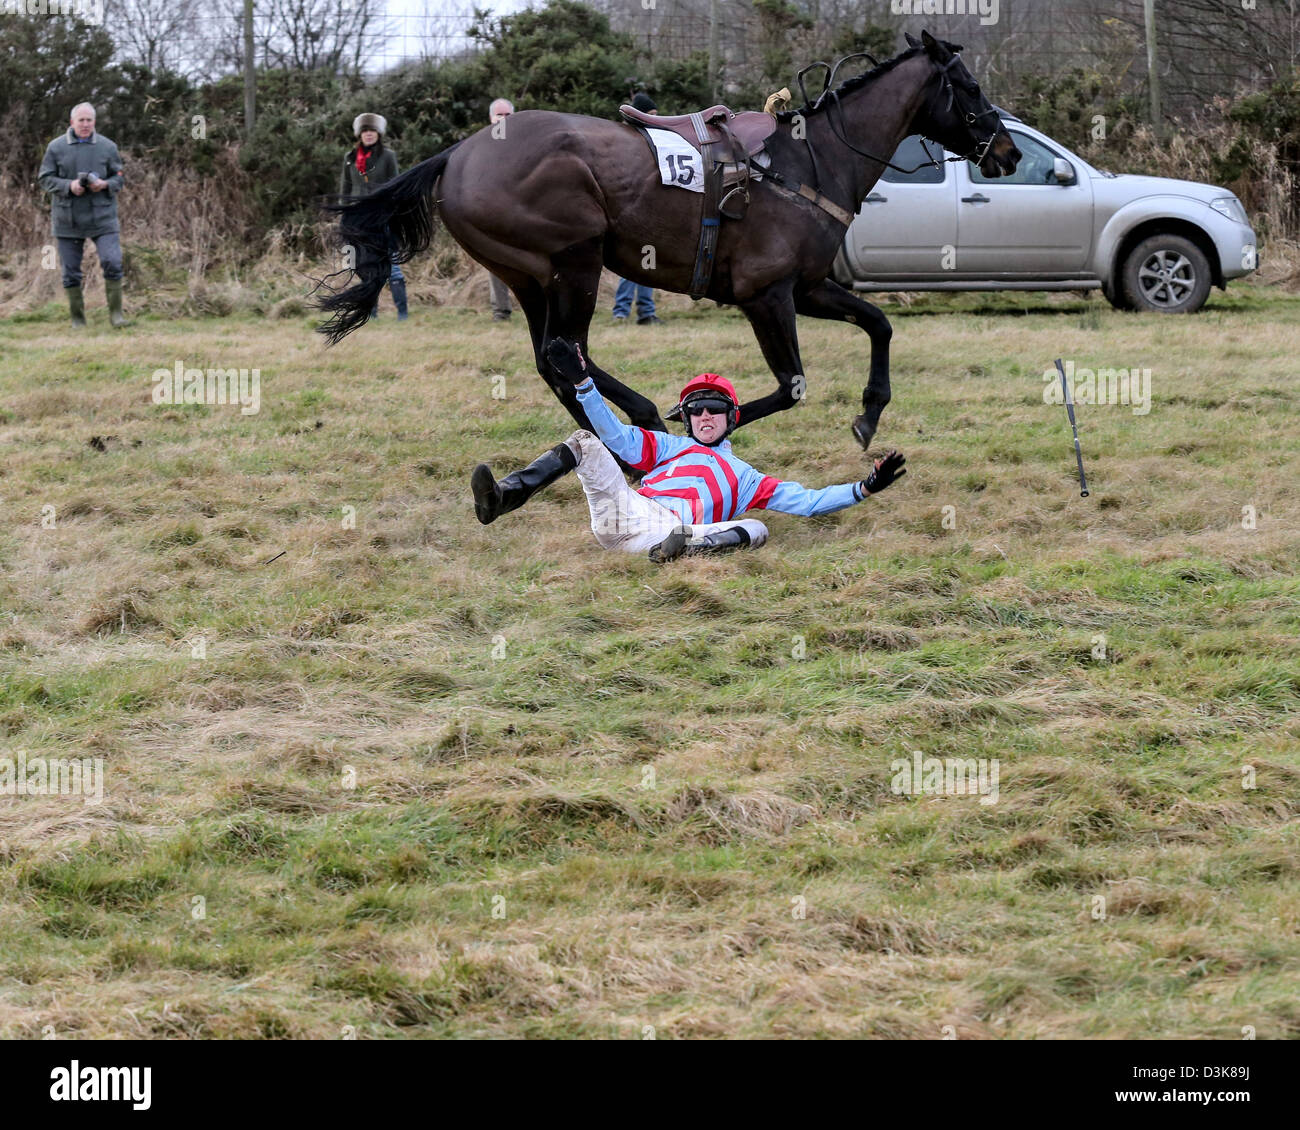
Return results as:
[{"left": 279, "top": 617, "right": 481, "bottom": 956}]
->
[
  {"left": 67, "top": 285, "right": 87, "bottom": 328},
  {"left": 105, "top": 278, "right": 131, "bottom": 328}
]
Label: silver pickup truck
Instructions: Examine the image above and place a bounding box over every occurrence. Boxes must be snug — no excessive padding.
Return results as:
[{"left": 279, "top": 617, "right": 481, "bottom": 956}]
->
[{"left": 832, "top": 114, "right": 1258, "bottom": 313}]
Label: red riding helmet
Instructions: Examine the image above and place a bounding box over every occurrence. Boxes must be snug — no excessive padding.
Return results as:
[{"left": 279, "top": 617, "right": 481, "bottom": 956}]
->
[{"left": 668, "top": 373, "right": 741, "bottom": 441}]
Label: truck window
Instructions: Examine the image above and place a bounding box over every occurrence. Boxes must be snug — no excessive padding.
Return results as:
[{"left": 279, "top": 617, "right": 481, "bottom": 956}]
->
[
  {"left": 968, "top": 132, "right": 1067, "bottom": 185},
  {"left": 880, "top": 135, "right": 946, "bottom": 184}
]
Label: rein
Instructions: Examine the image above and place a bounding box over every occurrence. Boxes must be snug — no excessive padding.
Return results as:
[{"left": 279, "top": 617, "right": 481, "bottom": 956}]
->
[
  {"left": 796, "top": 50, "right": 1002, "bottom": 180},
  {"left": 693, "top": 47, "right": 1009, "bottom": 245}
]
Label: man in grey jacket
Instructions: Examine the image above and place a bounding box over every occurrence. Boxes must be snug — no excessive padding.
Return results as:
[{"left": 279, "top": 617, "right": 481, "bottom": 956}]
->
[{"left": 38, "top": 103, "right": 128, "bottom": 329}]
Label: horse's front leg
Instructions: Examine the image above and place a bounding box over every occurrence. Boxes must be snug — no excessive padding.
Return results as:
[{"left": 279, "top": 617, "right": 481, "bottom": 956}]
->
[
  {"left": 795, "top": 278, "right": 892, "bottom": 452},
  {"left": 737, "top": 284, "right": 804, "bottom": 427}
]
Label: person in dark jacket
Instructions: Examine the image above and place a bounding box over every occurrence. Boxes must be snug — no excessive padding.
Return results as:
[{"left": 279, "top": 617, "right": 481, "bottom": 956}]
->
[
  {"left": 340, "top": 112, "right": 407, "bottom": 321},
  {"left": 38, "top": 103, "right": 128, "bottom": 329}
]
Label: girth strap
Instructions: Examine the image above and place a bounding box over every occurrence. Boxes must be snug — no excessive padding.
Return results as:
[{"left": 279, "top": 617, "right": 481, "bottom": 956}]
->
[
  {"left": 689, "top": 155, "right": 722, "bottom": 298},
  {"left": 687, "top": 110, "right": 733, "bottom": 299},
  {"left": 763, "top": 168, "right": 854, "bottom": 228}
]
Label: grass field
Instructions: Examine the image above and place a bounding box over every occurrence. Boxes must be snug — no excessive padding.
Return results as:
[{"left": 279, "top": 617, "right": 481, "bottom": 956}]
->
[{"left": 1, "top": 283, "right": 1297, "bottom": 1039}]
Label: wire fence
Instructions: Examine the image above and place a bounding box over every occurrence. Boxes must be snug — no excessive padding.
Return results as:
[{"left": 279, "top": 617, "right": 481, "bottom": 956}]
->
[
  {"left": 603, "top": 0, "right": 1300, "bottom": 112},
  {"left": 100, "top": 3, "right": 517, "bottom": 80},
  {"left": 94, "top": 0, "right": 1300, "bottom": 110}
]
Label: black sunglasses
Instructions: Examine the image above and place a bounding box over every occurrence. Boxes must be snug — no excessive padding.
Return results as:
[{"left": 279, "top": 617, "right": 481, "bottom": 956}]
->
[{"left": 683, "top": 397, "right": 733, "bottom": 417}]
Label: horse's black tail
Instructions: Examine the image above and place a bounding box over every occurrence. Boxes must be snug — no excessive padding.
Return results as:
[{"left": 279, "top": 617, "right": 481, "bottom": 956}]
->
[{"left": 316, "top": 140, "right": 463, "bottom": 345}]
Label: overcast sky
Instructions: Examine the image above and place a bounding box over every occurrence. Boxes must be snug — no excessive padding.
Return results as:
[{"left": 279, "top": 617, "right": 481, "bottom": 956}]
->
[{"left": 379, "top": 0, "right": 535, "bottom": 67}]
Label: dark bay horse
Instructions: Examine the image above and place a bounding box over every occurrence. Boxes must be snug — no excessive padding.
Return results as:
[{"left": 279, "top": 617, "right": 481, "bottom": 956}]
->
[{"left": 318, "top": 31, "right": 1020, "bottom": 453}]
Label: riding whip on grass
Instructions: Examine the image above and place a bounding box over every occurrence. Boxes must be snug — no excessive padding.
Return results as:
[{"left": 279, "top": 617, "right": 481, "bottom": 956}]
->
[{"left": 1055, "top": 358, "right": 1090, "bottom": 498}]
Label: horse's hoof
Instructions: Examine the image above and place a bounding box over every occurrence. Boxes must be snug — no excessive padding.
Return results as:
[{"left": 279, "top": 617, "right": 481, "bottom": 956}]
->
[{"left": 851, "top": 416, "right": 875, "bottom": 452}]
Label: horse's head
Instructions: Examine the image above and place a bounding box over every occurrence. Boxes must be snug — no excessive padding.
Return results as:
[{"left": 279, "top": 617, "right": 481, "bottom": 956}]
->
[{"left": 907, "top": 30, "right": 1020, "bottom": 179}]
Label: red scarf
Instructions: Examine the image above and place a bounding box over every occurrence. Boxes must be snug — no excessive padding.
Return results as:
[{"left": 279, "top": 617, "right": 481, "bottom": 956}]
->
[{"left": 355, "top": 144, "right": 376, "bottom": 176}]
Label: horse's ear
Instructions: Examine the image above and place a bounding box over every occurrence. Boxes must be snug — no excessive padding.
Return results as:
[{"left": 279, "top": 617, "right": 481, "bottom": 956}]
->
[
  {"left": 920, "top": 30, "right": 950, "bottom": 60},
  {"left": 904, "top": 32, "right": 920, "bottom": 49}
]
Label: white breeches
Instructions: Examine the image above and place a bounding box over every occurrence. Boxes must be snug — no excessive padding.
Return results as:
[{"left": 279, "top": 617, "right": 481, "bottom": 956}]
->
[{"left": 564, "top": 431, "right": 769, "bottom": 554}]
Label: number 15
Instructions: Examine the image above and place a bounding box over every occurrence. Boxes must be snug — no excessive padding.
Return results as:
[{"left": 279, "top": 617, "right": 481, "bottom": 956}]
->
[{"left": 666, "top": 153, "right": 696, "bottom": 184}]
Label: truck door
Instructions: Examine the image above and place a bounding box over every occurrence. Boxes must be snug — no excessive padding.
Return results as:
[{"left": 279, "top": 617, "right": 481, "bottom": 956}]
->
[
  {"left": 844, "top": 135, "right": 958, "bottom": 279},
  {"left": 953, "top": 128, "right": 1093, "bottom": 276}
]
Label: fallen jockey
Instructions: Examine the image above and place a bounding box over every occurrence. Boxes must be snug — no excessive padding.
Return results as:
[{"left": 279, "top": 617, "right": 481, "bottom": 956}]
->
[{"left": 471, "top": 338, "right": 907, "bottom": 563}]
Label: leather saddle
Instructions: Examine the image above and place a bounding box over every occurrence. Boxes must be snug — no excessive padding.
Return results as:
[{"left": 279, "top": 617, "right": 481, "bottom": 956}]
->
[
  {"left": 619, "top": 103, "right": 777, "bottom": 157},
  {"left": 619, "top": 102, "right": 779, "bottom": 300}
]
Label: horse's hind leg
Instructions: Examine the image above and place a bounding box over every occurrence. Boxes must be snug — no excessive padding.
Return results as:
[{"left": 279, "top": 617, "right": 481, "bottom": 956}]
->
[
  {"left": 511, "top": 276, "right": 547, "bottom": 360},
  {"left": 542, "top": 242, "right": 667, "bottom": 433},
  {"left": 795, "top": 278, "right": 892, "bottom": 452},
  {"left": 587, "top": 364, "right": 668, "bottom": 433},
  {"left": 506, "top": 274, "right": 599, "bottom": 433}
]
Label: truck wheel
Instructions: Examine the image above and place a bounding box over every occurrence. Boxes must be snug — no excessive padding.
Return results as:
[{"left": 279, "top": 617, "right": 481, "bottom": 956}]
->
[
  {"left": 1121, "top": 234, "right": 1211, "bottom": 313},
  {"left": 1102, "top": 279, "right": 1134, "bottom": 311}
]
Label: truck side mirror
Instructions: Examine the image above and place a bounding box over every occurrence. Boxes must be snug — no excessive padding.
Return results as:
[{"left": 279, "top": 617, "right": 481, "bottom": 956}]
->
[{"left": 1053, "top": 157, "right": 1076, "bottom": 186}]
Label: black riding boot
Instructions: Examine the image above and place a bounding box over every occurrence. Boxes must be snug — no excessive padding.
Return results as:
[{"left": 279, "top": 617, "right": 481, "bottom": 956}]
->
[
  {"left": 649, "top": 524, "right": 752, "bottom": 564},
  {"left": 471, "top": 442, "right": 577, "bottom": 525}
]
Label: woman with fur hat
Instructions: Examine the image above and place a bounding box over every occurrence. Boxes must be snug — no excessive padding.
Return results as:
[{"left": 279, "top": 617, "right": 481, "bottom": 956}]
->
[{"left": 340, "top": 113, "right": 408, "bottom": 320}]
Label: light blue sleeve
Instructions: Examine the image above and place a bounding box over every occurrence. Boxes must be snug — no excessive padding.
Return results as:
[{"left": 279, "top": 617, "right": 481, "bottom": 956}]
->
[
  {"left": 575, "top": 378, "right": 691, "bottom": 470},
  {"left": 764, "top": 479, "right": 863, "bottom": 516}
]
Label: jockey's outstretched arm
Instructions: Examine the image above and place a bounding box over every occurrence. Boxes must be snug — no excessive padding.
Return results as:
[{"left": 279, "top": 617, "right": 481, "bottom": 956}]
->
[
  {"left": 571, "top": 375, "right": 694, "bottom": 472},
  {"left": 755, "top": 452, "right": 908, "bottom": 516},
  {"left": 758, "top": 478, "right": 863, "bottom": 516},
  {"left": 546, "top": 335, "right": 692, "bottom": 469}
]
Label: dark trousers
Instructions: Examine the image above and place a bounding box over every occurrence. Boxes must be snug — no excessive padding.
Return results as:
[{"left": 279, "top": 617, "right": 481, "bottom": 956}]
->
[
  {"left": 489, "top": 273, "right": 512, "bottom": 315},
  {"left": 58, "top": 233, "right": 123, "bottom": 287}
]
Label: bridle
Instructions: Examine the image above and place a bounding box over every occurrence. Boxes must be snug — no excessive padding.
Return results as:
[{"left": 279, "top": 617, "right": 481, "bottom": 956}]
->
[{"left": 794, "top": 49, "right": 1004, "bottom": 179}]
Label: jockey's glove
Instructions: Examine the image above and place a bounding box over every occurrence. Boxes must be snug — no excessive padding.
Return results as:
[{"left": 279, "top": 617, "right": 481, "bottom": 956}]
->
[
  {"left": 862, "top": 450, "right": 907, "bottom": 495},
  {"left": 546, "top": 338, "right": 589, "bottom": 385}
]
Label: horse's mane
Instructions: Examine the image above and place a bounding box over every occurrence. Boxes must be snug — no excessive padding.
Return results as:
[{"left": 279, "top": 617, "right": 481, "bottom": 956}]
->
[{"left": 773, "top": 42, "right": 950, "bottom": 122}]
